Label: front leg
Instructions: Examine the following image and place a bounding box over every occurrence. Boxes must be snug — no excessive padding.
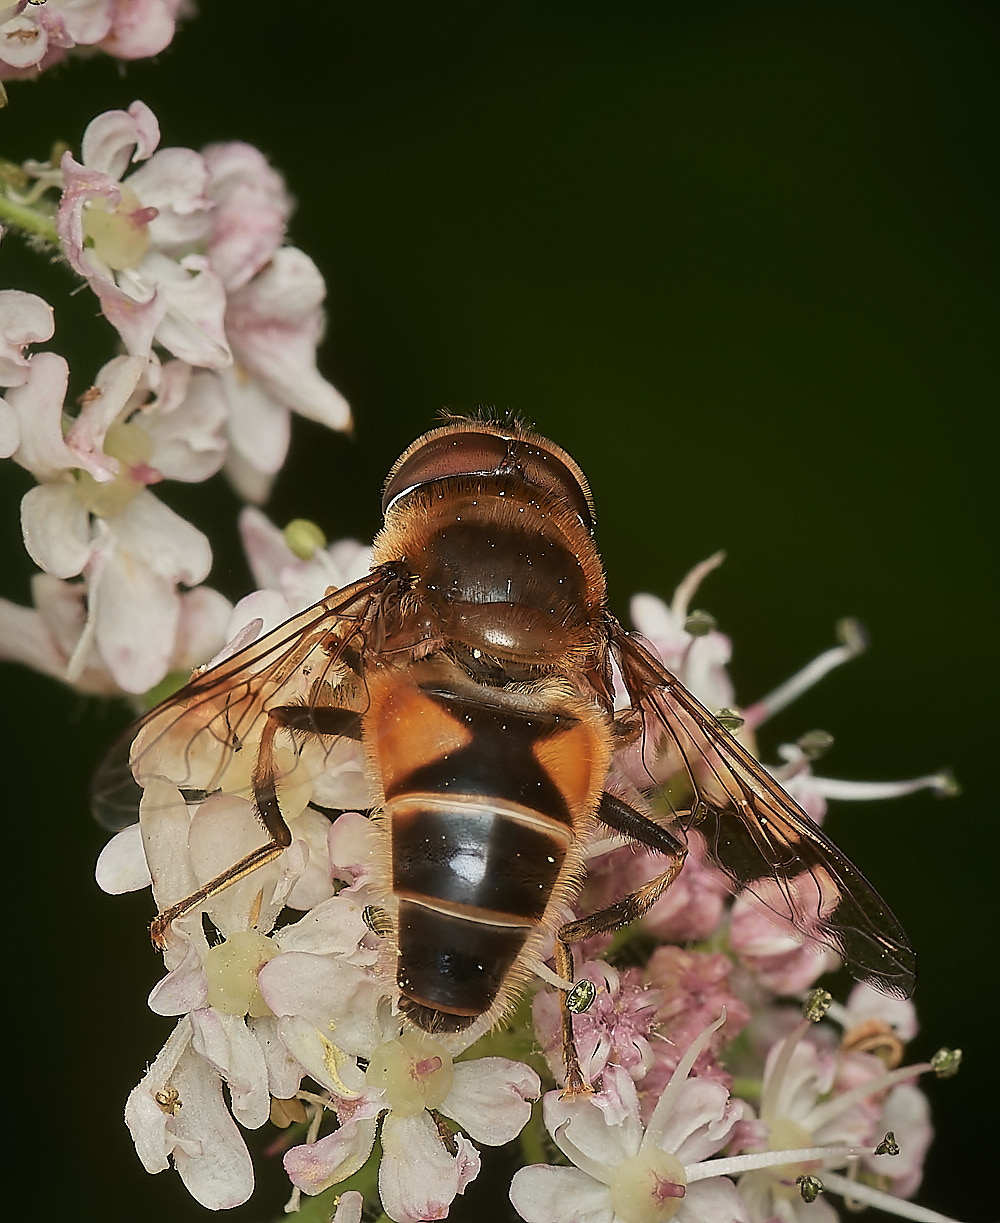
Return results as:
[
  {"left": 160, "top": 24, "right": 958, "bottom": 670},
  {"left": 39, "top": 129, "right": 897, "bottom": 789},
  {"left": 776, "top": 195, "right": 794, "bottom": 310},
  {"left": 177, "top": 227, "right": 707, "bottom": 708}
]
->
[{"left": 555, "top": 792, "right": 687, "bottom": 1095}]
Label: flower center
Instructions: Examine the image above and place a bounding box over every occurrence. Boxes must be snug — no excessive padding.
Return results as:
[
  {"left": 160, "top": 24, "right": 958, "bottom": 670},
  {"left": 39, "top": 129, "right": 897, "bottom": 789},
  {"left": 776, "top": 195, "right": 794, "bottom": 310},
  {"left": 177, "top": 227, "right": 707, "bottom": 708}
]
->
[
  {"left": 82, "top": 186, "right": 155, "bottom": 271},
  {"left": 766, "top": 1117, "right": 819, "bottom": 1197},
  {"left": 608, "top": 1149, "right": 687, "bottom": 1223},
  {"left": 205, "top": 930, "right": 278, "bottom": 1016},
  {"left": 75, "top": 420, "right": 154, "bottom": 516},
  {"left": 365, "top": 1032, "right": 454, "bottom": 1117}
]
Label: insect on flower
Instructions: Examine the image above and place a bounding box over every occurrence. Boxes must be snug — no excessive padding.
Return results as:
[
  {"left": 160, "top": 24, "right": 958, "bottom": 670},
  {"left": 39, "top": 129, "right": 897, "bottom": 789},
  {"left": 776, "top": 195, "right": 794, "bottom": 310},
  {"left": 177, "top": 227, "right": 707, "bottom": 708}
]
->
[{"left": 94, "top": 415, "right": 915, "bottom": 1092}]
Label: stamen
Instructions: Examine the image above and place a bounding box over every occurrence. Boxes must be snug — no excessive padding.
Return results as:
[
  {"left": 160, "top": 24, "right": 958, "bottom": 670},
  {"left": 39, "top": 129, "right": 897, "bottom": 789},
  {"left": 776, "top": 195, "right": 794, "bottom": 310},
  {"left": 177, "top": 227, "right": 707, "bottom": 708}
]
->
[
  {"left": 808, "top": 1061, "right": 933, "bottom": 1131},
  {"left": 809, "top": 771, "right": 959, "bottom": 801},
  {"left": 644, "top": 1010, "right": 726, "bottom": 1147},
  {"left": 822, "top": 1171, "right": 963, "bottom": 1222},
  {"left": 743, "top": 618, "right": 868, "bottom": 729},
  {"left": 671, "top": 551, "right": 726, "bottom": 622},
  {"left": 759, "top": 1017, "right": 810, "bottom": 1125}
]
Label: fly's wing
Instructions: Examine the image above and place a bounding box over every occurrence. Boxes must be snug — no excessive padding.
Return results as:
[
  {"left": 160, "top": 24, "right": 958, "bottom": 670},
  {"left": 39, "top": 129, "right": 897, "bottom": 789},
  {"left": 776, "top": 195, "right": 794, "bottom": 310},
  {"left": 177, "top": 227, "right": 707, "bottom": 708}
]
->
[
  {"left": 609, "top": 619, "right": 915, "bottom": 998},
  {"left": 92, "top": 569, "right": 398, "bottom": 830}
]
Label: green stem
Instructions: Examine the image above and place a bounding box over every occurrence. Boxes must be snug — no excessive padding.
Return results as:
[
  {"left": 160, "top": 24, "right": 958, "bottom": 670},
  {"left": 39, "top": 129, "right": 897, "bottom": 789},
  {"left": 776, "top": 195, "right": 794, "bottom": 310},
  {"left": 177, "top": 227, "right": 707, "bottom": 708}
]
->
[{"left": 0, "top": 192, "right": 59, "bottom": 246}]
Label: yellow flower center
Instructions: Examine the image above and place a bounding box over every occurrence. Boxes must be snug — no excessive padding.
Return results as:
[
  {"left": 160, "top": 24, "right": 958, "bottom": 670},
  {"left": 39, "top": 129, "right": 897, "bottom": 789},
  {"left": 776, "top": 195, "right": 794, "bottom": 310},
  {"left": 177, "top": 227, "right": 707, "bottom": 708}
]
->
[
  {"left": 205, "top": 930, "right": 278, "bottom": 1016},
  {"left": 76, "top": 420, "right": 152, "bottom": 517},
  {"left": 365, "top": 1032, "right": 454, "bottom": 1117},
  {"left": 82, "top": 185, "right": 152, "bottom": 271},
  {"left": 608, "top": 1149, "right": 688, "bottom": 1223}
]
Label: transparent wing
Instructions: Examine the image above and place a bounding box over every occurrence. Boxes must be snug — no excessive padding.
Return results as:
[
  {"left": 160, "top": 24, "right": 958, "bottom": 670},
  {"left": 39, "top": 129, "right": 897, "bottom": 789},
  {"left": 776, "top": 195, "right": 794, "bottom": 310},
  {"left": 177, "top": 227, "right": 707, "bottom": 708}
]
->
[
  {"left": 609, "top": 619, "right": 915, "bottom": 998},
  {"left": 92, "top": 568, "right": 398, "bottom": 830}
]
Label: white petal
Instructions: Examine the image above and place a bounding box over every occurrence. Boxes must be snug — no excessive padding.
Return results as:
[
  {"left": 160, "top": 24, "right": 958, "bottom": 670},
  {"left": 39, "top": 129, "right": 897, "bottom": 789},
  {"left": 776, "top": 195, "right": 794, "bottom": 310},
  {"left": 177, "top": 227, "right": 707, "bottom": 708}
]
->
[
  {"left": 108, "top": 488, "right": 212, "bottom": 584},
  {"left": 95, "top": 822, "right": 151, "bottom": 893},
  {"left": 679, "top": 1177, "right": 750, "bottom": 1223},
  {"left": 509, "top": 1164, "right": 613, "bottom": 1223},
  {"left": 190, "top": 1008, "right": 271, "bottom": 1129},
  {"left": 20, "top": 483, "right": 93, "bottom": 578},
  {"left": 379, "top": 1112, "right": 481, "bottom": 1223},
  {"left": 258, "top": 952, "right": 383, "bottom": 1059},
  {"left": 248, "top": 1014, "right": 304, "bottom": 1100},
  {"left": 445, "top": 1058, "right": 539, "bottom": 1145}
]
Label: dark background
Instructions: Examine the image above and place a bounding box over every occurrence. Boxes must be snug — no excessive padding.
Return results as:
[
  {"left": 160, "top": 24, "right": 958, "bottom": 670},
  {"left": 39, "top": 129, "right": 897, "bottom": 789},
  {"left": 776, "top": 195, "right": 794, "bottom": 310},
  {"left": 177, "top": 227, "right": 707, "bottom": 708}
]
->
[{"left": 2, "top": 3, "right": 995, "bottom": 1221}]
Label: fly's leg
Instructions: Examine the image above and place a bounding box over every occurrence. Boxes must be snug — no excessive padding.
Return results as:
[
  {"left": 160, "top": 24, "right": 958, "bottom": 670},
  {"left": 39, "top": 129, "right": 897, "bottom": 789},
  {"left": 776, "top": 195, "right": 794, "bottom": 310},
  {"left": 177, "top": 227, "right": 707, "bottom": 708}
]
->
[
  {"left": 555, "top": 791, "right": 687, "bottom": 1096},
  {"left": 149, "top": 705, "right": 363, "bottom": 947}
]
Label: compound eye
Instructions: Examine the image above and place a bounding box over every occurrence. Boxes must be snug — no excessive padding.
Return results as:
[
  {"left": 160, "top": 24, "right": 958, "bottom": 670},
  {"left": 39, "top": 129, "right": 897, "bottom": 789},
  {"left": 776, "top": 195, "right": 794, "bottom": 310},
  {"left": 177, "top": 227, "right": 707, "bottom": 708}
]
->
[{"left": 382, "top": 424, "right": 595, "bottom": 530}]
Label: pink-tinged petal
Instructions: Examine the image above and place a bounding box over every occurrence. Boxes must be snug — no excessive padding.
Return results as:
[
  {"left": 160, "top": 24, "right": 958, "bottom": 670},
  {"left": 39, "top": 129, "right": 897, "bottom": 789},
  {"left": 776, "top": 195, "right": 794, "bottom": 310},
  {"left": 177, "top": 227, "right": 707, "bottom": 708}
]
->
[
  {"left": 203, "top": 142, "right": 291, "bottom": 291},
  {"left": 843, "top": 983, "right": 918, "bottom": 1044},
  {"left": 864, "top": 1083, "right": 931, "bottom": 1199},
  {"left": 97, "top": 277, "right": 166, "bottom": 359},
  {"left": 227, "top": 247, "right": 351, "bottom": 432},
  {"left": 444, "top": 1058, "right": 539, "bottom": 1145},
  {"left": 95, "top": 822, "right": 151, "bottom": 893},
  {"left": 20, "top": 483, "right": 93, "bottom": 577},
  {"left": 223, "top": 364, "right": 291, "bottom": 475},
  {"left": 56, "top": 0, "right": 116, "bottom": 45},
  {"left": 91, "top": 549, "right": 180, "bottom": 692},
  {"left": 190, "top": 1008, "right": 271, "bottom": 1129},
  {"left": 171, "top": 584, "right": 232, "bottom": 672},
  {"left": 679, "top": 1177, "right": 749, "bottom": 1223},
  {"left": 144, "top": 367, "right": 228, "bottom": 481},
  {"left": 379, "top": 1112, "right": 481, "bottom": 1223},
  {"left": 125, "top": 1016, "right": 255, "bottom": 1209},
  {"left": 0, "top": 578, "right": 118, "bottom": 694},
  {"left": 327, "top": 810, "right": 381, "bottom": 889},
  {"left": 148, "top": 937, "right": 209, "bottom": 1016},
  {"left": 64, "top": 353, "right": 147, "bottom": 477},
  {"left": 224, "top": 447, "right": 276, "bottom": 504},
  {"left": 284, "top": 1112, "right": 379, "bottom": 1194},
  {"left": 128, "top": 146, "right": 213, "bottom": 249},
  {"left": 99, "top": 0, "right": 178, "bottom": 59},
  {"left": 0, "top": 12, "right": 50, "bottom": 69},
  {"left": 109, "top": 488, "right": 212, "bottom": 583},
  {"left": 226, "top": 588, "right": 293, "bottom": 641},
  {"left": 310, "top": 737, "right": 373, "bottom": 811},
  {"left": 0, "top": 290, "right": 55, "bottom": 387},
  {"left": 283, "top": 809, "right": 338, "bottom": 911},
  {"left": 81, "top": 99, "right": 160, "bottom": 177},
  {"left": 332, "top": 1190, "right": 364, "bottom": 1223},
  {"left": 509, "top": 1164, "right": 613, "bottom": 1223},
  {"left": 5, "top": 351, "right": 90, "bottom": 480},
  {"left": 239, "top": 504, "right": 297, "bottom": 590},
  {"left": 120, "top": 252, "right": 231, "bottom": 368}
]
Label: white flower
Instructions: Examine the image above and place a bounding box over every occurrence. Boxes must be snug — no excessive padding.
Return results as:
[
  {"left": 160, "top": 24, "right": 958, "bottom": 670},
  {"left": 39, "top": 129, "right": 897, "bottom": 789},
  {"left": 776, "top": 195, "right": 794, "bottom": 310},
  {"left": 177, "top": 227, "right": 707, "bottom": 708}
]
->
[
  {"left": 511, "top": 1015, "right": 748, "bottom": 1223},
  {"left": 257, "top": 941, "right": 539, "bottom": 1223}
]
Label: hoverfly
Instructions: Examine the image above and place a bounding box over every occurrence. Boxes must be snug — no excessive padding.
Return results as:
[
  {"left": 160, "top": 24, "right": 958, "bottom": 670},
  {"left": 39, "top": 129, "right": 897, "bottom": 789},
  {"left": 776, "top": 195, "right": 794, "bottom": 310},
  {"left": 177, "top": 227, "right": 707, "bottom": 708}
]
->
[{"left": 95, "top": 416, "right": 914, "bottom": 1092}]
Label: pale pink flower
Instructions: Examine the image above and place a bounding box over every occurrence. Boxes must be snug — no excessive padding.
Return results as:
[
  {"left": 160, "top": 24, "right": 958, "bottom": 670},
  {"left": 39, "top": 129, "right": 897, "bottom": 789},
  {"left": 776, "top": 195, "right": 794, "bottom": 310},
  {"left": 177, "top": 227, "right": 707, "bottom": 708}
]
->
[
  {"left": 533, "top": 960, "right": 662, "bottom": 1087},
  {"left": 734, "top": 1011, "right": 951, "bottom": 1223},
  {"left": 1, "top": 0, "right": 184, "bottom": 79},
  {"left": 202, "top": 142, "right": 293, "bottom": 292},
  {"left": 56, "top": 100, "right": 229, "bottom": 365},
  {"left": 222, "top": 247, "right": 352, "bottom": 500},
  {"left": 639, "top": 947, "right": 751, "bottom": 1119}
]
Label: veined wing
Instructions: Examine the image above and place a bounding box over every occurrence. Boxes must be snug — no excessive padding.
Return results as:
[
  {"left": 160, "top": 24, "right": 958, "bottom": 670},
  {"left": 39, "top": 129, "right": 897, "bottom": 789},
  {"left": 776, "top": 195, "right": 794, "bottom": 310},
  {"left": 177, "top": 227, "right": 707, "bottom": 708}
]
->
[
  {"left": 92, "top": 568, "right": 398, "bottom": 830},
  {"left": 609, "top": 618, "right": 915, "bottom": 998}
]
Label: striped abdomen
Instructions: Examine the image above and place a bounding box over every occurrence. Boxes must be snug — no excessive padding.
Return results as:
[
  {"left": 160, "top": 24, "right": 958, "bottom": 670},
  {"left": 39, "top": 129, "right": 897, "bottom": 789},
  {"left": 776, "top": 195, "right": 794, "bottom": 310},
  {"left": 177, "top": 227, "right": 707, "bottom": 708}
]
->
[{"left": 365, "top": 666, "right": 610, "bottom": 1031}]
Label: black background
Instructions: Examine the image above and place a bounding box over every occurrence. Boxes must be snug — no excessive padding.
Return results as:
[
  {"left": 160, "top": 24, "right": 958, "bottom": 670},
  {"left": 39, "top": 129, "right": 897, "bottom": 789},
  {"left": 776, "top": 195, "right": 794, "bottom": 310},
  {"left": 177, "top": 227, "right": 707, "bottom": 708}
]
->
[{"left": 2, "top": 3, "right": 995, "bottom": 1221}]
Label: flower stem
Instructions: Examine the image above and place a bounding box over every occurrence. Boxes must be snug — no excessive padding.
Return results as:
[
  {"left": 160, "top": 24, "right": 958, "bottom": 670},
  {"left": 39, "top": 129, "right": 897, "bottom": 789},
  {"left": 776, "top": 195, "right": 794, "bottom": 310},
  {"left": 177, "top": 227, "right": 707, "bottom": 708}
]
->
[{"left": 0, "top": 191, "right": 59, "bottom": 246}]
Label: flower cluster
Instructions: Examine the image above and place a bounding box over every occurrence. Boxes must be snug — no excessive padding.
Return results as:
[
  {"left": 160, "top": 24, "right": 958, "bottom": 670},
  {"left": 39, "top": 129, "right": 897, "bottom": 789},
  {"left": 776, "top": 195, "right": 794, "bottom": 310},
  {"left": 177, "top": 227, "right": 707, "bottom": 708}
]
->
[
  {"left": 1, "top": 0, "right": 186, "bottom": 80},
  {"left": 1, "top": 100, "right": 351, "bottom": 695},
  {"left": 90, "top": 544, "right": 959, "bottom": 1222}
]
